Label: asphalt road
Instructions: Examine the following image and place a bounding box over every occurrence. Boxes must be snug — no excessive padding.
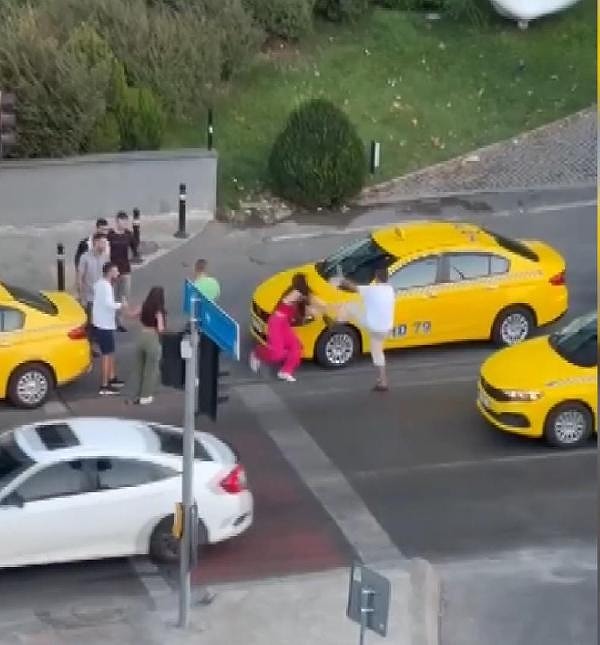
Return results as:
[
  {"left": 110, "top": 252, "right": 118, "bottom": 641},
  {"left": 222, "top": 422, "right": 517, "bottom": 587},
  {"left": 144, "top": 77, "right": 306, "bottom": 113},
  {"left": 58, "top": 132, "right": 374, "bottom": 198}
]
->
[{"left": 0, "top": 186, "right": 596, "bottom": 643}]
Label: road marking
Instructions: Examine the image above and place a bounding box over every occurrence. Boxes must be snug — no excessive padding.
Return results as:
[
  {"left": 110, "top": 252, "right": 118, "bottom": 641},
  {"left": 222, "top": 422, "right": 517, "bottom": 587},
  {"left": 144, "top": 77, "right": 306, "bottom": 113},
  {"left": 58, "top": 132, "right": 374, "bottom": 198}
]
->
[
  {"left": 267, "top": 199, "right": 596, "bottom": 242},
  {"left": 351, "top": 447, "right": 596, "bottom": 481},
  {"left": 236, "top": 382, "right": 404, "bottom": 566},
  {"left": 129, "top": 557, "right": 177, "bottom": 621}
]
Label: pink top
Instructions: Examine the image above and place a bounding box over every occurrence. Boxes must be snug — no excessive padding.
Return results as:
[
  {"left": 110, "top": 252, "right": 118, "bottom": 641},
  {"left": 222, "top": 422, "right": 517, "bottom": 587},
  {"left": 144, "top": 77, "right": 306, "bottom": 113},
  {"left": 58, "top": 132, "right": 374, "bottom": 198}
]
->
[{"left": 273, "top": 301, "right": 298, "bottom": 323}]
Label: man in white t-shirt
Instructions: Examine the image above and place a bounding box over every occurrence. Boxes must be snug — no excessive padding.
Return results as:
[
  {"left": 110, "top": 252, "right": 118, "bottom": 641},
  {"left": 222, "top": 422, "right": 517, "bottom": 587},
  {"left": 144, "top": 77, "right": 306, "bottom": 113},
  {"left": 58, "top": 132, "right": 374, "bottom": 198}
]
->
[
  {"left": 333, "top": 267, "right": 395, "bottom": 391},
  {"left": 92, "top": 262, "right": 132, "bottom": 396}
]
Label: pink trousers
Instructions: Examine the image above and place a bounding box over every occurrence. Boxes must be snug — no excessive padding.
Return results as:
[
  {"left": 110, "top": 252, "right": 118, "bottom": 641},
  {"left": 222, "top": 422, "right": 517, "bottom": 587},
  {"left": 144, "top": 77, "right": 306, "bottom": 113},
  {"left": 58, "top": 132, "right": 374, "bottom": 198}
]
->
[{"left": 255, "top": 313, "right": 302, "bottom": 376}]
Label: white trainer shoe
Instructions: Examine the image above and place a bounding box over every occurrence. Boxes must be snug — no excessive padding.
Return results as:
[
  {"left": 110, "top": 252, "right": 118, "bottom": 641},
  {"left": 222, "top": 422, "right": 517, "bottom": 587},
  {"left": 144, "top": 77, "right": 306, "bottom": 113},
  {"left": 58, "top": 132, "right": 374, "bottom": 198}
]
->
[{"left": 277, "top": 371, "right": 296, "bottom": 383}]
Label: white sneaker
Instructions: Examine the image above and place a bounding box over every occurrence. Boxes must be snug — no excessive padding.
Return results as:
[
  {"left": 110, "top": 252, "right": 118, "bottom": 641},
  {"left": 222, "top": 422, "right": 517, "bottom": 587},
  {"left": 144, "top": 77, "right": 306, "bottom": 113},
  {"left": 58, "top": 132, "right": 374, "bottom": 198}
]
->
[
  {"left": 138, "top": 396, "right": 154, "bottom": 405},
  {"left": 249, "top": 352, "right": 261, "bottom": 374},
  {"left": 277, "top": 371, "right": 296, "bottom": 383}
]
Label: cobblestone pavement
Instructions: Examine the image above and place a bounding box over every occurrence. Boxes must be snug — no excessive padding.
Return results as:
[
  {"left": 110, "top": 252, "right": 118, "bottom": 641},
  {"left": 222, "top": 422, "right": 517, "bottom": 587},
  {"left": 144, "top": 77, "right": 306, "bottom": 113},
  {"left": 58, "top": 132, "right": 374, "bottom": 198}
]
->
[{"left": 360, "top": 108, "right": 597, "bottom": 205}]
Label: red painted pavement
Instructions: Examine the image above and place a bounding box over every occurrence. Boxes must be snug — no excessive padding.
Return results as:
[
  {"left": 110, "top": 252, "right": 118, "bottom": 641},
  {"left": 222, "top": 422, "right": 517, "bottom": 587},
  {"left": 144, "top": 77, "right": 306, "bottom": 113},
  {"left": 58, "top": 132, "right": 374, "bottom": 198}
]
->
[{"left": 66, "top": 390, "right": 354, "bottom": 585}]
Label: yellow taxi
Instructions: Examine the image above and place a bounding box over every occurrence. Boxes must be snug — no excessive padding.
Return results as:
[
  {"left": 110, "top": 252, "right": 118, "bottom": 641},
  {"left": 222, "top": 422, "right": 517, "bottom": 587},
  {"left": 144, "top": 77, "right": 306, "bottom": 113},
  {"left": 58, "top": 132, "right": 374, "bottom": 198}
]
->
[
  {"left": 0, "top": 282, "right": 91, "bottom": 408},
  {"left": 251, "top": 220, "right": 568, "bottom": 368},
  {"left": 478, "top": 311, "right": 597, "bottom": 448}
]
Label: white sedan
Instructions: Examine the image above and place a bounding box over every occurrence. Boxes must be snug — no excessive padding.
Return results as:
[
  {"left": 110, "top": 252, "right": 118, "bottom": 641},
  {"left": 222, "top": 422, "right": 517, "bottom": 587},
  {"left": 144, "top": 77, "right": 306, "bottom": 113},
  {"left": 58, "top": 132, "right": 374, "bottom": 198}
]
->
[{"left": 0, "top": 417, "right": 253, "bottom": 568}]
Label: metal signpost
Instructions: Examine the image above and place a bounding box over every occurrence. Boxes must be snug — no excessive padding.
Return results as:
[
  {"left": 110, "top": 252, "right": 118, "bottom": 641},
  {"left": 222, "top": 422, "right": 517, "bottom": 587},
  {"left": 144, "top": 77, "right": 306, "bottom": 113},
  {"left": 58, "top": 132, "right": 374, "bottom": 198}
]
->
[
  {"left": 347, "top": 563, "right": 391, "bottom": 645},
  {"left": 178, "top": 281, "right": 239, "bottom": 628}
]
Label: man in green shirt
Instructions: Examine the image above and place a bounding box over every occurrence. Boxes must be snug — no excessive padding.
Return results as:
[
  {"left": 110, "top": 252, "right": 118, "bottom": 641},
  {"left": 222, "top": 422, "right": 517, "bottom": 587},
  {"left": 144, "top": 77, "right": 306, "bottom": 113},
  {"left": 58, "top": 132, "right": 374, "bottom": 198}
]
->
[{"left": 193, "top": 258, "right": 221, "bottom": 301}]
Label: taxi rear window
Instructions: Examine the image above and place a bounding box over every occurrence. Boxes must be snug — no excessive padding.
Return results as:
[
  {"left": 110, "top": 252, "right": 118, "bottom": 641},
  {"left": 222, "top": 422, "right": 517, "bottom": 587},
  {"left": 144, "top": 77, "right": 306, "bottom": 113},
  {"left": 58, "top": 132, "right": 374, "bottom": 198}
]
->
[
  {"left": 483, "top": 230, "right": 539, "bottom": 262},
  {"left": 2, "top": 284, "right": 58, "bottom": 316}
]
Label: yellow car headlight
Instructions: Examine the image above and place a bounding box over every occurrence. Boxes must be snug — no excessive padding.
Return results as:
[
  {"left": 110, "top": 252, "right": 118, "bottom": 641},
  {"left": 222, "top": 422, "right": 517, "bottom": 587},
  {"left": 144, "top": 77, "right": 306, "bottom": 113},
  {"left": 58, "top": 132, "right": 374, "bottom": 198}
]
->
[{"left": 502, "top": 390, "right": 543, "bottom": 402}]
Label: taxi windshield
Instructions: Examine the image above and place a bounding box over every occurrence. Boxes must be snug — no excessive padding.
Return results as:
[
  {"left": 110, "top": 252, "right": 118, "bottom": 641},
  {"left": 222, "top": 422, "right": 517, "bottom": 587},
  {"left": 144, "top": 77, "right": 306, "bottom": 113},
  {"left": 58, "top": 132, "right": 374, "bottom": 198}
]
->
[
  {"left": 315, "top": 236, "right": 395, "bottom": 285},
  {"left": 0, "top": 432, "right": 33, "bottom": 491},
  {"left": 549, "top": 312, "right": 597, "bottom": 368}
]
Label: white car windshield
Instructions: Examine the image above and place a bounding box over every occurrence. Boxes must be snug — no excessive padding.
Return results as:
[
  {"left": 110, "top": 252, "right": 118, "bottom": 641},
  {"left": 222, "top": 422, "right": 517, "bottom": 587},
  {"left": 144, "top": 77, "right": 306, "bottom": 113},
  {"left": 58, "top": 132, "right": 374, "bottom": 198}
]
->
[{"left": 0, "top": 433, "right": 33, "bottom": 491}]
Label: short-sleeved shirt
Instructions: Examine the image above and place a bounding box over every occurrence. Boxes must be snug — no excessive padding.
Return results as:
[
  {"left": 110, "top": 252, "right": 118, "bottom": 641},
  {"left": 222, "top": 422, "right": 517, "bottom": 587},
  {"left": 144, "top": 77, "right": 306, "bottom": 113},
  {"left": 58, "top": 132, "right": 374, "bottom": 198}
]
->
[
  {"left": 357, "top": 284, "right": 395, "bottom": 334},
  {"left": 92, "top": 279, "right": 122, "bottom": 331},
  {"left": 107, "top": 229, "right": 135, "bottom": 275},
  {"left": 78, "top": 250, "right": 109, "bottom": 304},
  {"left": 194, "top": 275, "right": 221, "bottom": 302}
]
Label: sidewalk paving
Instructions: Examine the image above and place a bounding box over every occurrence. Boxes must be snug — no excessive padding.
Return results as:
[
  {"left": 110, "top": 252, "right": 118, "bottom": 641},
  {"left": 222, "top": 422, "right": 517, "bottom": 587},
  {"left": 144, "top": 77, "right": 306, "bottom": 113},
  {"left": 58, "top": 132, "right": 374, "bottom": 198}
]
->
[
  {"left": 0, "top": 211, "right": 211, "bottom": 290},
  {"left": 360, "top": 107, "right": 596, "bottom": 205},
  {"left": 0, "top": 563, "right": 439, "bottom": 645}
]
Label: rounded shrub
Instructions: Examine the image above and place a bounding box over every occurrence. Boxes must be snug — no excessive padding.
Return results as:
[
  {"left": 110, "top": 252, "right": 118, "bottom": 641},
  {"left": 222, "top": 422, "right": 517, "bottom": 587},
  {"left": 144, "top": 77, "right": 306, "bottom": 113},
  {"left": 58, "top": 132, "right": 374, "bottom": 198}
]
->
[
  {"left": 268, "top": 98, "right": 367, "bottom": 208},
  {"left": 244, "top": 0, "right": 313, "bottom": 40}
]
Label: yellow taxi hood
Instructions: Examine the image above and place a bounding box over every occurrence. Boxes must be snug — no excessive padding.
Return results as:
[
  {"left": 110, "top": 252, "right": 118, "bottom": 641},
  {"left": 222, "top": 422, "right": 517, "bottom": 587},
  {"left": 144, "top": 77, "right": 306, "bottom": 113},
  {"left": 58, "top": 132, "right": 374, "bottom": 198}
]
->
[
  {"left": 481, "top": 336, "right": 576, "bottom": 390},
  {"left": 43, "top": 291, "right": 87, "bottom": 325},
  {"left": 252, "top": 263, "right": 355, "bottom": 313}
]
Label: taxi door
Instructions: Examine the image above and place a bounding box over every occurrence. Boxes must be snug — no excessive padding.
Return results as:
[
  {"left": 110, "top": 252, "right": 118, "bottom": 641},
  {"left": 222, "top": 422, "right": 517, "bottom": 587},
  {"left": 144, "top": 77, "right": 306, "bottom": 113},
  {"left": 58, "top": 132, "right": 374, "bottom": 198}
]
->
[
  {"left": 436, "top": 252, "right": 510, "bottom": 340},
  {"left": 386, "top": 254, "right": 450, "bottom": 348}
]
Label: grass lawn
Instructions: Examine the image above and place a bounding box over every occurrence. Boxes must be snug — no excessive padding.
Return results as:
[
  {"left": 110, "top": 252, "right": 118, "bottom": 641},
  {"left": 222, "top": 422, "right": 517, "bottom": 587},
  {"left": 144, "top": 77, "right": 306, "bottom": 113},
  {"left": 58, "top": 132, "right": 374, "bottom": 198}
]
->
[{"left": 163, "top": 1, "right": 596, "bottom": 208}]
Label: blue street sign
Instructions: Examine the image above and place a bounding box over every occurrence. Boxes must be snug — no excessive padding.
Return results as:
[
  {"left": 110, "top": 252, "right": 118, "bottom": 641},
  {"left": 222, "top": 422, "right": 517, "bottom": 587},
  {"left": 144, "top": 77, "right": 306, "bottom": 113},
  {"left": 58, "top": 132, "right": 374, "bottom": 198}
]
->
[{"left": 183, "top": 280, "right": 240, "bottom": 361}]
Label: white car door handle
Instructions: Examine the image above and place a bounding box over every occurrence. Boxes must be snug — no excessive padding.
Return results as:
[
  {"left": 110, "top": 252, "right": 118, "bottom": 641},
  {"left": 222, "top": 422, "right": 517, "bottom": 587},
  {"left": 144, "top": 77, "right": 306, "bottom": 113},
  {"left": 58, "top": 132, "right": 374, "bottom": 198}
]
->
[
  {"left": 425, "top": 291, "right": 438, "bottom": 298},
  {"left": 486, "top": 283, "right": 499, "bottom": 290}
]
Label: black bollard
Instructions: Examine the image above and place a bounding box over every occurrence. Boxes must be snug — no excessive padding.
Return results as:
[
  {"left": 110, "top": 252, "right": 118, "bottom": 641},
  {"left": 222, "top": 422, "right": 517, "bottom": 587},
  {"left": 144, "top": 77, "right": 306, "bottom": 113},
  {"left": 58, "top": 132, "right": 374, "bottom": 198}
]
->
[
  {"left": 174, "top": 183, "right": 188, "bottom": 238},
  {"left": 207, "top": 109, "right": 214, "bottom": 151},
  {"left": 131, "top": 208, "right": 143, "bottom": 264},
  {"left": 56, "top": 242, "right": 65, "bottom": 291}
]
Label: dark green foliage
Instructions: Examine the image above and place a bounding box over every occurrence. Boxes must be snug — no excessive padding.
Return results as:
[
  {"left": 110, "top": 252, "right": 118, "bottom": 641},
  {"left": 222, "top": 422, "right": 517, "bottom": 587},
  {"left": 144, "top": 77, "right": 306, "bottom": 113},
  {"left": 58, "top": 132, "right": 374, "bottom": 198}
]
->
[
  {"left": 314, "top": 0, "right": 370, "bottom": 22},
  {"left": 88, "top": 113, "right": 121, "bottom": 152},
  {"left": 372, "top": 0, "right": 488, "bottom": 23},
  {"left": 268, "top": 99, "right": 366, "bottom": 208},
  {"left": 117, "top": 86, "right": 165, "bottom": 150},
  {"left": 244, "top": 0, "right": 313, "bottom": 40},
  {"left": 0, "top": 18, "right": 113, "bottom": 157}
]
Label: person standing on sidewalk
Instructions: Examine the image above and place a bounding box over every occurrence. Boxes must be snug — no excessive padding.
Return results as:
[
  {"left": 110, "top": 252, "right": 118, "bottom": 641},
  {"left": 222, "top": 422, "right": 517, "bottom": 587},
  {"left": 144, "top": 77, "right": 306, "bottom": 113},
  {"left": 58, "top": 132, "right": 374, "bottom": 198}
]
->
[
  {"left": 108, "top": 211, "right": 136, "bottom": 332},
  {"left": 77, "top": 232, "right": 109, "bottom": 355},
  {"left": 126, "top": 286, "right": 166, "bottom": 406},
  {"left": 75, "top": 218, "right": 110, "bottom": 273},
  {"left": 193, "top": 259, "right": 221, "bottom": 302},
  {"left": 333, "top": 267, "right": 395, "bottom": 391},
  {"left": 92, "top": 262, "right": 138, "bottom": 396}
]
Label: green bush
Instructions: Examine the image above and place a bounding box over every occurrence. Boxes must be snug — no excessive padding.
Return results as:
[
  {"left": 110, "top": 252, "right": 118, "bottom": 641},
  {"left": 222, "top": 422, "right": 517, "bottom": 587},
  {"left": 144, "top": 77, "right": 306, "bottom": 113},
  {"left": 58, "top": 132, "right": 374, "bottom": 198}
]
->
[
  {"left": 117, "top": 86, "right": 165, "bottom": 150},
  {"left": 268, "top": 99, "right": 366, "bottom": 208},
  {"left": 88, "top": 113, "right": 121, "bottom": 152},
  {"left": 314, "top": 0, "right": 370, "bottom": 22},
  {"left": 244, "top": 0, "right": 313, "bottom": 40},
  {"left": 198, "top": 0, "right": 264, "bottom": 81},
  {"left": 0, "top": 12, "right": 113, "bottom": 157},
  {"left": 38, "top": 0, "right": 262, "bottom": 117}
]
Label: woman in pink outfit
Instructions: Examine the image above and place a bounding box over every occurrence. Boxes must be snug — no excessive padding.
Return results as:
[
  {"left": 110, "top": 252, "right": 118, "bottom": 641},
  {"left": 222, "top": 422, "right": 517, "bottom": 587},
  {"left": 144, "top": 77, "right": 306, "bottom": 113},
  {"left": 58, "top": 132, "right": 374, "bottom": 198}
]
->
[{"left": 250, "top": 273, "right": 320, "bottom": 382}]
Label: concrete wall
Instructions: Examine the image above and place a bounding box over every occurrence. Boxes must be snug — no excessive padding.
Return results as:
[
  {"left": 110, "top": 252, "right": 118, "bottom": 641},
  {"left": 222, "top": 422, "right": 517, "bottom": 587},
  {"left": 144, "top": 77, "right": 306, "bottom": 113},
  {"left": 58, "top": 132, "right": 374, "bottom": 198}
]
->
[{"left": 0, "top": 149, "right": 217, "bottom": 227}]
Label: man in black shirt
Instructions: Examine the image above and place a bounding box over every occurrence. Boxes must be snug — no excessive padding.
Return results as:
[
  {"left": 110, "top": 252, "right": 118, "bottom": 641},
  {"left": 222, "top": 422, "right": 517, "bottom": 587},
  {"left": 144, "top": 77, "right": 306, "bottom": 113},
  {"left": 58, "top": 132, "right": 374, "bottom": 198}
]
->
[{"left": 107, "top": 211, "right": 137, "bottom": 332}]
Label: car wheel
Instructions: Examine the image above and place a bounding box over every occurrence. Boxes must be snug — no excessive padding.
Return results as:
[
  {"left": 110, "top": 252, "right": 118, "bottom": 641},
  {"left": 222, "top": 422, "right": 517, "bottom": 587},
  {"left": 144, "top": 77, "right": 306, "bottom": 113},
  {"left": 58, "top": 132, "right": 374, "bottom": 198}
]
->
[
  {"left": 7, "top": 363, "right": 53, "bottom": 409},
  {"left": 315, "top": 325, "right": 359, "bottom": 369},
  {"left": 149, "top": 515, "right": 209, "bottom": 564},
  {"left": 544, "top": 401, "right": 594, "bottom": 448},
  {"left": 491, "top": 306, "right": 535, "bottom": 347}
]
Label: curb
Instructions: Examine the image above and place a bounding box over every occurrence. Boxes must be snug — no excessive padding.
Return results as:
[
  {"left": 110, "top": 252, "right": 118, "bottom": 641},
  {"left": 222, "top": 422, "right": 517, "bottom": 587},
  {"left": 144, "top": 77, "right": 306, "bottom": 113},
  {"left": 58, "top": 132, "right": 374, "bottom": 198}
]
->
[
  {"left": 409, "top": 558, "right": 441, "bottom": 645},
  {"left": 356, "top": 180, "right": 597, "bottom": 209},
  {"left": 358, "top": 107, "right": 596, "bottom": 206}
]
